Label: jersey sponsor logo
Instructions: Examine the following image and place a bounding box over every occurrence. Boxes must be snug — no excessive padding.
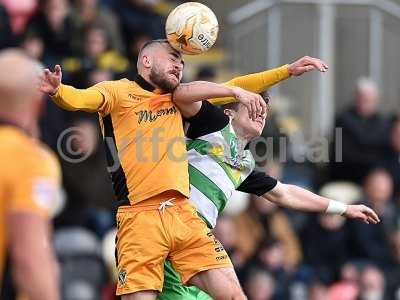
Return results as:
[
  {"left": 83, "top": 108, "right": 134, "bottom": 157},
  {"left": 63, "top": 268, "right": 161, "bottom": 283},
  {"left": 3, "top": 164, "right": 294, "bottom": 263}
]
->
[
  {"left": 216, "top": 254, "right": 228, "bottom": 261},
  {"left": 135, "top": 106, "right": 177, "bottom": 124},
  {"left": 128, "top": 93, "right": 141, "bottom": 101}
]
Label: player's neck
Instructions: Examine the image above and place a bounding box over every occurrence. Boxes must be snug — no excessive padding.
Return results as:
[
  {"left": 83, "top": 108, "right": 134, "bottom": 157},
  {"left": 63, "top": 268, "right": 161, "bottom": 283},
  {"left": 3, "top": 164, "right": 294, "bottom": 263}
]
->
[
  {"left": 139, "top": 72, "right": 158, "bottom": 91},
  {"left": 0, "top": 107, "right": 34, "bottom": 134},
  {"left": 231, "top": 123, "right": 252, "bottom": 151}
]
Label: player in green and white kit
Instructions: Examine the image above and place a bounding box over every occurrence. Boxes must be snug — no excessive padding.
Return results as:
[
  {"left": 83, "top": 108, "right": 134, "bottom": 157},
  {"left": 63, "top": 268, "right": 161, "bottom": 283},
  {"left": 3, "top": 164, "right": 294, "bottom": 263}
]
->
[{"left": 158, "top": 62, "right": 380, "bottom": 300}]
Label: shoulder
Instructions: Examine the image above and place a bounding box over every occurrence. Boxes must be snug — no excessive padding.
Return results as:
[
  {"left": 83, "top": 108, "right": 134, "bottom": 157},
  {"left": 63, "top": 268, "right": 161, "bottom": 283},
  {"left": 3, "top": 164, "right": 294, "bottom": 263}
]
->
[
  {"left": 1, "top": 131, "right": 60, "bottom": 180},
  {"left": 186, "top": 101, "right": 229, "bottom": 139}
]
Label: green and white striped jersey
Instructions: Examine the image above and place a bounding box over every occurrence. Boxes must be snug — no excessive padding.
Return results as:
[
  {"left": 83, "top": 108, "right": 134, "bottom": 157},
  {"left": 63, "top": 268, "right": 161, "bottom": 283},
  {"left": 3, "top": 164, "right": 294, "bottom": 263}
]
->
[
  {"left": 185, "top": 101, "right": 278, "bottom": 228},
  {"left": 187, "top": 122, "right": 255, "bottom": 227}
]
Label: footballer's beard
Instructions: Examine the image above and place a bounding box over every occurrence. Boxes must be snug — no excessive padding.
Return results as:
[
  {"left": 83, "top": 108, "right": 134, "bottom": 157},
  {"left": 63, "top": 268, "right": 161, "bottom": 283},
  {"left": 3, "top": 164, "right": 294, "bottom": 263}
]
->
[{"left": 149, "top": 66, "right": 179, "bottom": 93}]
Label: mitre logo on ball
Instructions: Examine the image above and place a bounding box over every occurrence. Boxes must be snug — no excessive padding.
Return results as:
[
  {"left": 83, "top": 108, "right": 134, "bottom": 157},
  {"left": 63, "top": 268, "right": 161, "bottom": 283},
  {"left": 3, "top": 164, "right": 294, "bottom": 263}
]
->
[{"left": 165, "top": 2, "right": 219, "bottom": 55}]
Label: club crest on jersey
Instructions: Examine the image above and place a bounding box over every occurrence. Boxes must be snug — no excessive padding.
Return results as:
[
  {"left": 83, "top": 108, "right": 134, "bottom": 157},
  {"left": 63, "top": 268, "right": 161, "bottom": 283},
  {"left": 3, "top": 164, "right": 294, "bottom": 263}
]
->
[{"left": 118, "top": 269, "right": 127, "bottom": 286}]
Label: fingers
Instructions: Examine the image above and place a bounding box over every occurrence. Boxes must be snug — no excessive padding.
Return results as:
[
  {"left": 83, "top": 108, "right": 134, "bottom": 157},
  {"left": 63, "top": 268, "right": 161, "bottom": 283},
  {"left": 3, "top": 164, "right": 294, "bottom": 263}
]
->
[
  {"left": 254, "top": 95, "right": 262, "bottom": 119},
  {"left": 301, "top": 56, "right": 328, "bottom": 72},
  {"left": 363, "top": 206, "right": 380, "bottom": 224},
  {"left": 355, "top": 205, "right": 380, "bottom": 224},
  {"left": 250, "top": 100, "right": 257, "bottom": 120},
  {"left": 54, "top": 64, "right": 61, "bottom": 75},
  {"left": 259, "top": 95, "right": 267, "bottom": 116},
  {"left": 296, "top": 66, "right": 315, "bottom": 75}
]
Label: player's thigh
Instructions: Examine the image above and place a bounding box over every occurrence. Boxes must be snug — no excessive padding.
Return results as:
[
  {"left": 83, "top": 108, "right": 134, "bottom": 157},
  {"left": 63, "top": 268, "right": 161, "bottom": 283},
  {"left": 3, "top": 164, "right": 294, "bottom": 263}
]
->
[
  {"left": 116, "top": 207, "right": 169, "bottom": 295},
  {"left": 189, "top": 267, "right": 246, "bottom": 300},
  {"left": 169, "top": 203, "right": 232, "bottom": 284},
  {"left": 122, "top": 290, "right": 158, "bottom": 300}
]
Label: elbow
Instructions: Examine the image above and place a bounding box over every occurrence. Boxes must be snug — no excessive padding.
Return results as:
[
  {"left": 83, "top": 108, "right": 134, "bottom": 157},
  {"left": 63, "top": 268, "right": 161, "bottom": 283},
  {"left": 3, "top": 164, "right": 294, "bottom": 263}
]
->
[{"left": 267, "top": 183, "right": 293, "bottom": 206}]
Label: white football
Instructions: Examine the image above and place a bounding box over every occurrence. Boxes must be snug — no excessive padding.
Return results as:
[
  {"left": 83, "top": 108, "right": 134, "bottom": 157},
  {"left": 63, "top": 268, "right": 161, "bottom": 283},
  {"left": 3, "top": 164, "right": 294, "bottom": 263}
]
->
[{"left": 165, "top": 2, "right": 219, "bottom": 55}]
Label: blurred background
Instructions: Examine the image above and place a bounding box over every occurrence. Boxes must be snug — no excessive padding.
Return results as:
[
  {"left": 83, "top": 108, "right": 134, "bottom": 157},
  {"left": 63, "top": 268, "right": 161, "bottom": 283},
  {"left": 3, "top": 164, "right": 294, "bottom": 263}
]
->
[{"left": 1, "top": 0, "right": 400, "bottom": 299}]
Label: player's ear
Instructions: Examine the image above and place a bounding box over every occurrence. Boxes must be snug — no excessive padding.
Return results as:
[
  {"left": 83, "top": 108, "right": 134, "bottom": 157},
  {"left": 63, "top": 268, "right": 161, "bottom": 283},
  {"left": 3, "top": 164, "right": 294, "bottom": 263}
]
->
[
  {"left": 224, "top": 109, "right": 234, "bottom": 118},
  {"left": 142, "top": 54, "right": 152, "bottom": 69}
]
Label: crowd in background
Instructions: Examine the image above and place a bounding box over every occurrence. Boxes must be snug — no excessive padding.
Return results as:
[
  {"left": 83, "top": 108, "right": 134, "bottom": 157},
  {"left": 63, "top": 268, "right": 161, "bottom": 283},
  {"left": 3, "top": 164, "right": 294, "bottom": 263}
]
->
[{"left": 1, "top": 0, "right": 400, "bottom": 299}]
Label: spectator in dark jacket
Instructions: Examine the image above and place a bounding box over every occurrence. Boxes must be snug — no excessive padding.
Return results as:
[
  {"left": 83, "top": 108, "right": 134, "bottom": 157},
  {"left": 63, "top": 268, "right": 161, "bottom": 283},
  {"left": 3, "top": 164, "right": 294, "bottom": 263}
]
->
[
  {"left": 330, "top": 77, "right": 391, "bottom": 183},
  {"left": 346, "top": 168, "right": 397, "bottom": 267},
  {"left": 383, "top": 117, "right": 400, "bottom": 197},
  {"left": 112, "top": 0, "right": 165, "bottom": 44},
  {"left": 27, "top": 0, "right": 81, "bottom": 65},
  {"left": 0, "top": 4, "right": 14, "bottom": 48}
]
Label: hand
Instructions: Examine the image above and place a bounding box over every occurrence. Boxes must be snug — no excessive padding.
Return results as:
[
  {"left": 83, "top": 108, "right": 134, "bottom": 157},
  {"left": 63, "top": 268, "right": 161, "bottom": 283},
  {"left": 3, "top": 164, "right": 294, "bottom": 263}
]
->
[
  {"left": 40, "top": 65, "right": 62, "bottom": 95},
  {"left": 343, "top": 204, "right": 380, "bottom": 224},
  {"left": 288, "top": 56, "right": 328, "bottom": 76},
  {"left": 231, "top": 87, "right": 266, "bottom": 120}
]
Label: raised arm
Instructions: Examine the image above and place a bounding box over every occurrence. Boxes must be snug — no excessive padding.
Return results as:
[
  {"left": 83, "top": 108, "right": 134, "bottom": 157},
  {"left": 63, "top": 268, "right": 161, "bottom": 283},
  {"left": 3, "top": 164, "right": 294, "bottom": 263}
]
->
[
  {"left": 40, "top": 65, "right": 104, "bottom": 112},
  {"left": 209, "top": 56, "right": 329, "bottom": 105},
  {"left": 264, "top": 182, "right": 380, "bottom": 224},
  {"left": 173, "top": 82, "right": 266, "bottom": 120}
]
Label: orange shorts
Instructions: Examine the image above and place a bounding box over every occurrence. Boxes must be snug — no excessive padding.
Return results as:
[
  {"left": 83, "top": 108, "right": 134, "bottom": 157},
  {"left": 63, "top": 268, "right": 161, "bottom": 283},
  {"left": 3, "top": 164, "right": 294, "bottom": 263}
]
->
[{"left": 115, "top": 191, "right": 232, "bottom": 296}]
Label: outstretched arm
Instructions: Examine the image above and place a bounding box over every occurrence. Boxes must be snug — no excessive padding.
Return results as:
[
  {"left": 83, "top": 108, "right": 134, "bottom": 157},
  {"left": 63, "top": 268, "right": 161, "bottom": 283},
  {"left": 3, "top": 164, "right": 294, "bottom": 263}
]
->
[
  {"left": 264, "top": 182, "right": 380, "bottom": 224},
  {"left": 173, "top": 82, "right": 266, "bottom": 120},
  {"left": 40, "top": 65, "right": 104, "bottom": 112},
  {"left": 209, "top": 56, "right": 329, "bottom": 105}
]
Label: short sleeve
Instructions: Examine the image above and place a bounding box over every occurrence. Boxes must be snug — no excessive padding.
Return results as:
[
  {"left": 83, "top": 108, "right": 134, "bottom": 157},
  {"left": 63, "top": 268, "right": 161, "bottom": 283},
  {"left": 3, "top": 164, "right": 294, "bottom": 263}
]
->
[
  {"left": 237, "top": 170, "right": 278, "bottom": 196},
  {"left": 186, "top": 100, "right": 229, "bottom": 139},
  {"left": 88, "top": 81, "right": 118, "bottom": 116},
  {"left": 6, "top": 149, "right": 62, "bottom": 219}
]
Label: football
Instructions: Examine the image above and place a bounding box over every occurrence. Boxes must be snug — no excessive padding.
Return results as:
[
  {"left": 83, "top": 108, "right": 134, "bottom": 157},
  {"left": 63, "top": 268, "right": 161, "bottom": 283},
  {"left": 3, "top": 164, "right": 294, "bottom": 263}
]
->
[{"left": 165, "top": 2, "right": 219, "bottom": 55}]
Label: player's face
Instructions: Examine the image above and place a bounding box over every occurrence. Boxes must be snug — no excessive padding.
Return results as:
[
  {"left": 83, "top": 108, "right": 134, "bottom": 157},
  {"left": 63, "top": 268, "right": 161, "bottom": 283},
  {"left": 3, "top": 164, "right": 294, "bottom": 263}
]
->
[
  {"left": 234, "top": 104, "right": 267, "bottom": 138},
  {"left": 149, "top": 44, "right": 184, "bottom": 92}
]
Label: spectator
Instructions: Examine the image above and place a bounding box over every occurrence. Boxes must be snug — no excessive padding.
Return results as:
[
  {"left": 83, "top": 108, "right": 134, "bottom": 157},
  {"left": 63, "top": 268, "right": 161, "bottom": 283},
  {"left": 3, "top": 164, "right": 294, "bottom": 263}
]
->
[
  {"left": 70, "top": 0, "right": 124, "bottom": 53},
  {"left": 359, "top": 265, "right": 387, "bottom": 300},
  {"left": 308, "top": 282, "right": 328, "bottom": 300},
  {"left": 213, "top": 214, "right": 250, "bottom": 281},
  {"left": 347, "top": 169, "right": 397, "bottom": 266},
  {"left": 55, "top": 117, "right": 115, "bottom": 237},
  {"left": 385, "top": 230, "right": 400, "bottom": 299},
  {"left": 301, "top": 213, "right": 350, "bottom": 283},
  {"left": 244, "top": 268, "right": 276, "bottom": 300},
  {"left": 27, "top": 0, "right": 80, "bottom": 65},
  {"left": 248, "top": 239, "right": 293, "bottom": 299},
  {"left": 21, "top": 31, "right": 45, "bottom": 60},
  {"left": 330, "top": 77, "right": 391, "bottom": 183},
  {"left": 234, "top": 196, "right": 303, "bottom": 272},
  {"left": 383, "top": 117, "right": 400, "bottom": 197},
  {"left": 1, "top": 0, "right": 38, "bottom": 35},
  {"left": 124, "top": 32, "right": 152, "bottom": 79},
  {"left": 327, "top": 263, "right": 360, "bottom": 300},
  {"left": 0, "top": 4, "right": 14, "bottom": 48},
  {"left": 62, "top": 24, "right": 129, "bottom": 86},
  {"left": 112, "top": 0, "right": 165, "bottom": 44},
  {"left": 195, "top": 65, "right": 217, "bottom": 81}
]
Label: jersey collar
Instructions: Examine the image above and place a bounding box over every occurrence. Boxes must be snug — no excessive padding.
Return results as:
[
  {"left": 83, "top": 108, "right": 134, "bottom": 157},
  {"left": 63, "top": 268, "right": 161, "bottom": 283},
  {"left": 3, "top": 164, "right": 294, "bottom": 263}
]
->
[
  {"left": 0, "top": 118, "right": 29, "bottom": 135},
  {"left": 135, "top": 74, "right": 156, "bottom": 92}
]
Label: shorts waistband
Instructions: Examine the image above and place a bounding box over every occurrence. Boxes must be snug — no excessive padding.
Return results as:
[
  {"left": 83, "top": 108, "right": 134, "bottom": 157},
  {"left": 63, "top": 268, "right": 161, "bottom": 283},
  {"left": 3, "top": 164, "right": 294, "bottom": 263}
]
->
[{"left": 117, "top": 191, "right": 188, "bottom": 212}]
